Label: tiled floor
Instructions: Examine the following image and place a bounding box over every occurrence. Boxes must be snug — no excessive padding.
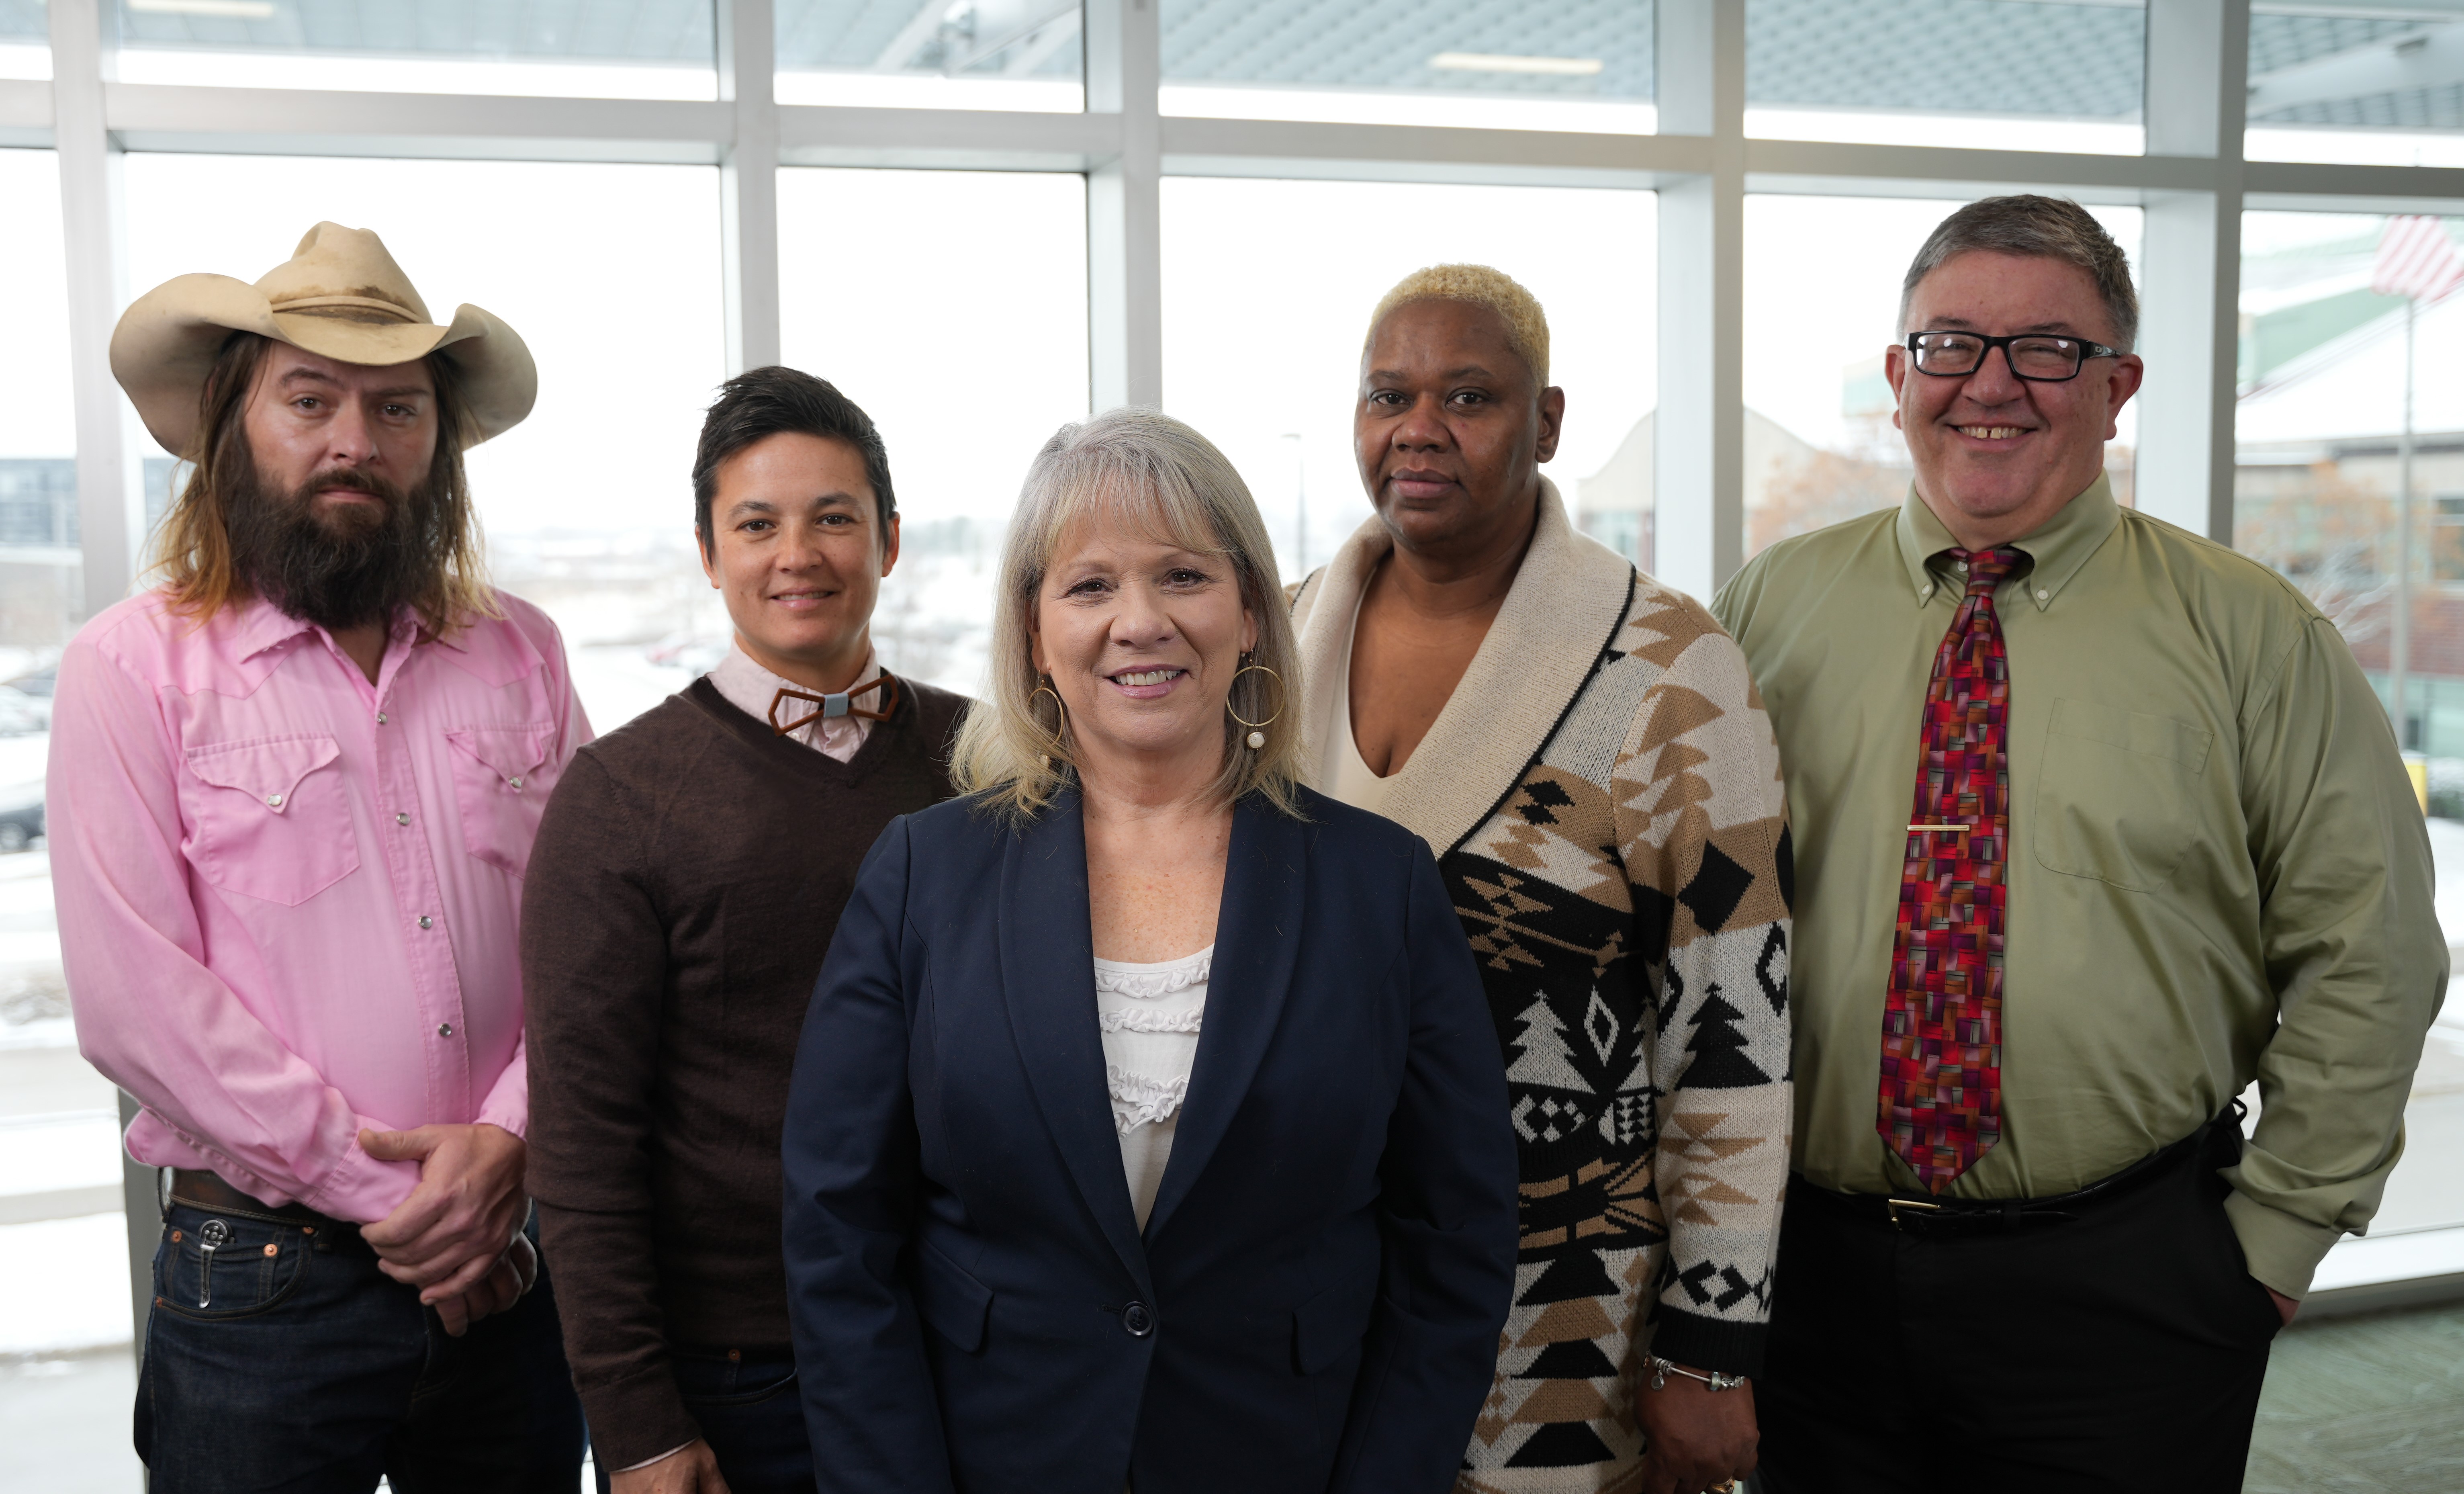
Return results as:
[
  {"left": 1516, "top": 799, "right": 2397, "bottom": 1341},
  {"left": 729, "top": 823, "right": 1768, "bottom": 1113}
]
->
[{"left": 2244, "top": 1302, "right": 2464, "bottom": 1493}]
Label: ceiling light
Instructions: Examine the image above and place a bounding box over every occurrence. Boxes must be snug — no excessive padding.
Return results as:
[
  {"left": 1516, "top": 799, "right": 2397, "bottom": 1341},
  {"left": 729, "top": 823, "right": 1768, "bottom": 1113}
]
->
[
  {"left": 1429, "top": 52, "right": 1604, "bottom": 77},
  {"left": 128, "top": 0, "right": 278, "bottom": 17}
]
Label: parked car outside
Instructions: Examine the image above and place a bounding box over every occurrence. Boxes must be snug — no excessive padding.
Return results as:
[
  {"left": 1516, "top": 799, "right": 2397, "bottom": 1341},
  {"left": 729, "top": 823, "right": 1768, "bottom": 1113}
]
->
[
  {"left": 0, "top": 688, "right": 45, "bottom": 737},
  {"left": 0, "top": 780, "right": 43, "bottom": 852}
]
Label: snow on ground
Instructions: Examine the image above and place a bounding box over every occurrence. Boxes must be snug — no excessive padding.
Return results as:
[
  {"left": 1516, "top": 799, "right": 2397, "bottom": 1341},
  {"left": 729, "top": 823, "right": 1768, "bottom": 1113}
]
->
[
  {"left": 0, "top": 1113, "right": 120, "bottom": 1196},
  {"left": 2429, "top": 817, "right": 2464, "bottom": 1032},
  {"left": 0, "top": 1215, "right": 132, "bottom": 1355}
]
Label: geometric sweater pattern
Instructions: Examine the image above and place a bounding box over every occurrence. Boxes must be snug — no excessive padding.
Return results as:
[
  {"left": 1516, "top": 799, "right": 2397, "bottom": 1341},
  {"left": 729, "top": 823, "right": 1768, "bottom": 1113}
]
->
[{"left": 1293, "top": 482, "right": 1794, "bottom": 1494}]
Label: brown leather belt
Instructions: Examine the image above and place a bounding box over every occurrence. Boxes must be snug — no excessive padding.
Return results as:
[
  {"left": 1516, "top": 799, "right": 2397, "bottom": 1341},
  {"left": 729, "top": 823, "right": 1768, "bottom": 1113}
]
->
[{"left": 168, "top": 1168, "right": 346, "bottom": 1230}]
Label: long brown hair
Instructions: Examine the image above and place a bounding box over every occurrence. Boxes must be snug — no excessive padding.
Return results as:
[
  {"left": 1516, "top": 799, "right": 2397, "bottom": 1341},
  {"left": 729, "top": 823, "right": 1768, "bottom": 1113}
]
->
[{"left": 148, "top": 331, "right": 498, "bottom": 632}]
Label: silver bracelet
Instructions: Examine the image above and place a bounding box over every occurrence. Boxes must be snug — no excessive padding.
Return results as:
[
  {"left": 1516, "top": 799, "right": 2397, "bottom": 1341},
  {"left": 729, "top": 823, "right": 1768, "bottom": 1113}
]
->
[{"left": 1644, "top": 1353, "right": 1748, "bottom": 1392}]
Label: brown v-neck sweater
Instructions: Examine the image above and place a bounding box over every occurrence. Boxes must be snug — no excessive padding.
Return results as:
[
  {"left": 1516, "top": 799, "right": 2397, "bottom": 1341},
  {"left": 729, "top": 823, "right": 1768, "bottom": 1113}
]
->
[{"left": 522, "top": 673, "right": 966, "bottom": 1467}]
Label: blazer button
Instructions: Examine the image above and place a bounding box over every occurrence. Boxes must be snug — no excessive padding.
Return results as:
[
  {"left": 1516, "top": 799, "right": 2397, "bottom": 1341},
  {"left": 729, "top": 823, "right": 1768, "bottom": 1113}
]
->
[{"left": 1120, "top": 1301, "right": 1154, "bottom": 1338}]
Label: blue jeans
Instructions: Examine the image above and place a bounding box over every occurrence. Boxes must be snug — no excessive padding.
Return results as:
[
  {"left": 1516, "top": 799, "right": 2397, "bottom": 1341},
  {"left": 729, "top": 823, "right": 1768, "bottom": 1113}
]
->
[
  {"left": 137, "top": 1199, "right": 584, "bottom": 1494},
  {"left": 591, "top": 1351, "right": 814, "bottom": 1494}
]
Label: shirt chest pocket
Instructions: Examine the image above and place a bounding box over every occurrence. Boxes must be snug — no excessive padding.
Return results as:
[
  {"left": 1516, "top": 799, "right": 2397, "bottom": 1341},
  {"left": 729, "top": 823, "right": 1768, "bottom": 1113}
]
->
[
  {"left": 443, "top": 724, "right": 557, "bottom": 879},
  {"left": 179, "top": 735, "right": 360, "bottom": 906},
  {"left": 2031, "top": 698, "right": 2215, "bottom": 893}
]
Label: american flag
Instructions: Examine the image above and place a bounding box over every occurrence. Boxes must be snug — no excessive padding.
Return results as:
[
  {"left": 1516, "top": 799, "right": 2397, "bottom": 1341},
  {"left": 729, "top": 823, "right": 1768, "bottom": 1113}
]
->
[{"left": 2372, "top": 216, "right": 2464, "bottom": 303}]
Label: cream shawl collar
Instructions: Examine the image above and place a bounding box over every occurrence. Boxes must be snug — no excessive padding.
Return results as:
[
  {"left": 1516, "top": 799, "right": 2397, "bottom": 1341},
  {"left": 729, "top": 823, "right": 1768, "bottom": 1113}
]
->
[{"left": 1292, "top": 477, "right": 1637, "bottom": 858}]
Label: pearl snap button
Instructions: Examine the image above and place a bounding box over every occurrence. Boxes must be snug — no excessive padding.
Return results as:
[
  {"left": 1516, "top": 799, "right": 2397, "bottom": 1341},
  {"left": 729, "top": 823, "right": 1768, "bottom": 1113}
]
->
[
  {"left": 266, "top": 794, "right": 283, "bottom": 808},
  {"left": 375, "top": 712, "right": 387, "bottom": 724},
  {"left": 509, "top": 777, "right": 523, "bottom": 790},
  {"left": 1120, "top": 1301, "right": 1154, "bottom": 1337},
  {"left": 438, "top": 1023, "right": 454, "bottom": 1038},
  {"left": 395, "top": 812, "right": 410, "bottom": 826},
  {"left": 418, "top": 915, "right": 433, "bottom": 930}
]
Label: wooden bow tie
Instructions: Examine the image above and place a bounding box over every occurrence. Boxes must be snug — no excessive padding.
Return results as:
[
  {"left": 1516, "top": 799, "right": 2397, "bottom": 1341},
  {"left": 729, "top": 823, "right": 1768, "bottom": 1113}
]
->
[{"left": 768, "top": 671, "right": 899, "bottom": 736}]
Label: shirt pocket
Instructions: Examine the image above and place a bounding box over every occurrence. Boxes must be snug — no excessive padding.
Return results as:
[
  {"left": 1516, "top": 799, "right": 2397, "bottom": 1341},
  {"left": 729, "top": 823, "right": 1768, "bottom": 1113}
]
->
[
  {"left": 442, "top": 723, "right": 557, "bottom": 879},
  {"left": 2032, "top": 698, "right": 2215, "bottom": 893},
  {"left": 179, "top": 734, "right": 360, "bottom": 906}
]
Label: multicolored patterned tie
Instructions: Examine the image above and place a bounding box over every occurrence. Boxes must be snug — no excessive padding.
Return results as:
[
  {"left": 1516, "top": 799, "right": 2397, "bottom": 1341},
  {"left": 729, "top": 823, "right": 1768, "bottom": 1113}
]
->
[{"left": 1879, "top": 546, "right": 2022, "bottom": 1192}]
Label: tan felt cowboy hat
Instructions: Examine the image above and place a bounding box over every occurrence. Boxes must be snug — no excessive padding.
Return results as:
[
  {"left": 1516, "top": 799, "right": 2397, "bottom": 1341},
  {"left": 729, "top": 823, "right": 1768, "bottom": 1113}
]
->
[{"left": 110, "top": 221, "right": 536, "bottom": 456}]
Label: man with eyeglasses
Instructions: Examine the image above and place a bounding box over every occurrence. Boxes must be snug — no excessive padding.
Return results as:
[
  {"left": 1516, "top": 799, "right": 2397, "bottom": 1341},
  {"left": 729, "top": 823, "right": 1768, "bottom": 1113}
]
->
[{"left": 1714, "top": 194, "right": 2443, "bottom": 1490}]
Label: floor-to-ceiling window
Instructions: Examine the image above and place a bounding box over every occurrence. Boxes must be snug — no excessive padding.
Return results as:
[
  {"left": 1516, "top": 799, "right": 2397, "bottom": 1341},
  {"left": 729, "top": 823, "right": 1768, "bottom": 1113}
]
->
[{"left": 5, "top": 5, "right": 2462, "bottom": 1488}]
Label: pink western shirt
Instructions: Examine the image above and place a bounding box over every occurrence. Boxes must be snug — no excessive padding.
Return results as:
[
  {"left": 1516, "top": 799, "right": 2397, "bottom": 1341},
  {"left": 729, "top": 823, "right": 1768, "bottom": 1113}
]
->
[{"left": 49, "top": 589, "right": 591, "bottom": 1225}]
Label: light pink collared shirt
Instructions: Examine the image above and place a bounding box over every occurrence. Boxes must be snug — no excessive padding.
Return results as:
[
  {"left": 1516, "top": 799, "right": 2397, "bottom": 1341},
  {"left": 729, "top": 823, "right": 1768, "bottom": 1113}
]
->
[
  {"left": 49, "top": 589, "right": 591, "bottom": 1225},
  {"left": 706, "top": 640, "right": 879, "bottom": 763}
]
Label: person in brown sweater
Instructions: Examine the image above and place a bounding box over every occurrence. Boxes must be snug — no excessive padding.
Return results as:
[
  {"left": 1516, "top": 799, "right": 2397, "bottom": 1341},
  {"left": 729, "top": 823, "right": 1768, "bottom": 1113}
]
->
[{"left": 522, "top": 366, "right": 966, "bottom": 1494}]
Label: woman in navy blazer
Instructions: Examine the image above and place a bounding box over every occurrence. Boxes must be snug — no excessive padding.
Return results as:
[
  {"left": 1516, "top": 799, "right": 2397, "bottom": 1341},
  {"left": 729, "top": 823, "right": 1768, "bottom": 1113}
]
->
[{"left": 781, "top": 410, "right": 1517, "bottom": 1494}]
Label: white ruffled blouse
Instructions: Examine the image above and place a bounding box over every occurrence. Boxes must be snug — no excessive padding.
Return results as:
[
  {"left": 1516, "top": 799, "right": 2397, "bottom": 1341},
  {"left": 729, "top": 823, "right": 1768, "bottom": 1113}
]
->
[{"left": 1092, "top": 944, "right": 1210, "bottom": 1230}]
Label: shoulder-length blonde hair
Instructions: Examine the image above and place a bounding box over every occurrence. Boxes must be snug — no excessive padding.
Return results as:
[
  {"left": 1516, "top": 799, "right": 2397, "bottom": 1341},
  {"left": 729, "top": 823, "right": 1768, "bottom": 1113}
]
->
[{"left": 953, "top": 408, "right": 1305, "bottom": 823}]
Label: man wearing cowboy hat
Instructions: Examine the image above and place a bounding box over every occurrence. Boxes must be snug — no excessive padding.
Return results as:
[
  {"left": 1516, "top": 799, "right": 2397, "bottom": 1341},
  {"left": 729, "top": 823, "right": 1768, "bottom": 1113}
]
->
[{"left": 50, "top": 222, "right": 589, "bottom": 1490}]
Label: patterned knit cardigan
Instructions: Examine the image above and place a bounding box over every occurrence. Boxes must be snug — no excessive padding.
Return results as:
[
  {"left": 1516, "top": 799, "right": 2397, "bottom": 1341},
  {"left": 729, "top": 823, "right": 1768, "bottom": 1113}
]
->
[{"left": 1292, "top": 481, "right": 1794, "bottom": 1494}]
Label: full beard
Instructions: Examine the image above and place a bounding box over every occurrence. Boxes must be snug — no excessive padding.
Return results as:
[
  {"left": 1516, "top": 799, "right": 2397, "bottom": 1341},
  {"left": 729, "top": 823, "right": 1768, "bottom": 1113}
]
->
[{"left": 225, "top": 453, "right": 448, "bottom": 632}]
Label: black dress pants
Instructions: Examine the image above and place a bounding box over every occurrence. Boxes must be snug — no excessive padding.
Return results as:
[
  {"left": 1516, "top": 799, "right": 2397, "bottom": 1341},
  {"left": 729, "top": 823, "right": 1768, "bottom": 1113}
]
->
[{"left": 1757, "top": 1124, "right": 2284, "bottom": 1494}]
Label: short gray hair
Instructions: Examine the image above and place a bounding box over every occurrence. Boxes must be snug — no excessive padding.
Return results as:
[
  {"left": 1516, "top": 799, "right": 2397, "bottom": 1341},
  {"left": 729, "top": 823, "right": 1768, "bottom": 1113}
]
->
[
  {"left": 1900, "top": 194, "right": 2139, "bottom": 352},
  {"left": 950, "top": 407, "right": 1304, "bottom": 823}
]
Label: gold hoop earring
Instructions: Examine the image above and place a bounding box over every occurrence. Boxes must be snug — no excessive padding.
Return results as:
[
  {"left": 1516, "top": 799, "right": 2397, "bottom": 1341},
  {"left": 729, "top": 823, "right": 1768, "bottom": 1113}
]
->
[
  {"left": 1227, "top": 659, "right": 1286, "bottom": 751},
  {"left": 1030, "top": 676, "right": 1069, "bottom": 767}
]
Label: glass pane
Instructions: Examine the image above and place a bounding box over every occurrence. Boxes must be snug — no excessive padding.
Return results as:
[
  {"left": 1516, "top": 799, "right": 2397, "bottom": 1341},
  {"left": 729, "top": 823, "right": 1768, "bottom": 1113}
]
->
[
  {"left": 0, "top": 0, "right": 46, "bottom": 80},
  {"left": 2234, "top": 210, "right": 2464, "bottom": 1243},
  {"left": 1747, "top": 0, "right": 2143, "bottom": 155},
  {"left": 0, "top": 149, "right": 81, "bottom": 659},
  {"left": 777, "top": 1, "right": 1083, "bottom": 112},
  {"left": 1742, "top": 194, "right": 2142, "bottom": 558},
  {"left": 2248, "top": 12, "right": 2464, "bottom": 166},
  {"left": 1161, "top": 178, "right": 1655, "bottom": 580},
  {"left": 111, "top": 0, "right": 717, "bottom": 101},
  {"left": 0, "top": 150, "right": 139, "bottom": 1483},
  {"left": 1159, "top": 0, "right": 1654, "bottom": 134},
  {"left": 123, "top": 154, "right": 728, "bottom": 734},
  {"left": 778, "top": 168, "right": 1088, "bottom": 694}
]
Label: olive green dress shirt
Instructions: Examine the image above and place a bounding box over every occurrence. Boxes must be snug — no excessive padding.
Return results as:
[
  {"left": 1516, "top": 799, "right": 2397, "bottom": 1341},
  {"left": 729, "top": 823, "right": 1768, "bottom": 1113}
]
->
[{"left": 1713, "top": 474, "right": 2446, "bottom": 1297}]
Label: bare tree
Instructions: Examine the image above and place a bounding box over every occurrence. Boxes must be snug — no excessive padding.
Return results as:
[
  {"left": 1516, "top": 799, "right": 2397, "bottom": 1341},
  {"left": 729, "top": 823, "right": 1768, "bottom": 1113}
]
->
[
  {"left": 1750, "top": 447, "right": 1906, "bottom": 556},
  {"left": 2235, "top": 462, "right": 2397, "bottom": 646}
]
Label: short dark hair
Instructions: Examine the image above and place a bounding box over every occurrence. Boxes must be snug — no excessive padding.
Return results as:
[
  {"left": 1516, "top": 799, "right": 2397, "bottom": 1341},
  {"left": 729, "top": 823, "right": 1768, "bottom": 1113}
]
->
[
  {"left": 1901, "top": 194, "right": 2139, "bottom": 352},
  {"left": 692, "top": 365, "right": 895, "bottom": 556}
]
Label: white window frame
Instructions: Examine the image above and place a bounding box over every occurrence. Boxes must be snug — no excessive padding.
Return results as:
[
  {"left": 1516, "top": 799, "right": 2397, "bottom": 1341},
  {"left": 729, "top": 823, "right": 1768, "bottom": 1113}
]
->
[{"left": 15, "top": 0, "right": 2458, "bottom": 1347}]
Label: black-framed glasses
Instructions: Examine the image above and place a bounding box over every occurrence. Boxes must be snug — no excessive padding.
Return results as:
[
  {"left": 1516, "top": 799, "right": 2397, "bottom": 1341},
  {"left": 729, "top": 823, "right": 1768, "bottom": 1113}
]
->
[{"left": 1906, "top": 331, "right": 2119, "bottom": 382}]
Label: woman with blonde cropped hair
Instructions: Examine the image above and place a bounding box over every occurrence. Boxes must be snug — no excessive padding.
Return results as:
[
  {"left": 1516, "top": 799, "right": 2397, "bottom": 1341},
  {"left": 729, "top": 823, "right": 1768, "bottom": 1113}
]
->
[{"left": 781, "top": 407, "right": 1518, "bottom": 1494}]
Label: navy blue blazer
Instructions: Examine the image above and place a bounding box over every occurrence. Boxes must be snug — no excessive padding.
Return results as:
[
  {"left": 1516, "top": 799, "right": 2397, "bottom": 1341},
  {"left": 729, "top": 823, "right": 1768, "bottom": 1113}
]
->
[{"left": 781, "top": 785, "right": 1517, "bottom": 1494}]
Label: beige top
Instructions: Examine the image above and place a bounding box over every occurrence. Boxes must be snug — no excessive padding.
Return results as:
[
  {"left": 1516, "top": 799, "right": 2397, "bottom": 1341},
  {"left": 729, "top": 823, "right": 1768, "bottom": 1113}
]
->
[
  {"left": 1315, "top": 590, "right": 1394, "bottom": 815},
  {"left": 1094, "top": 945, "right": 1211, "bottom": 1230}
]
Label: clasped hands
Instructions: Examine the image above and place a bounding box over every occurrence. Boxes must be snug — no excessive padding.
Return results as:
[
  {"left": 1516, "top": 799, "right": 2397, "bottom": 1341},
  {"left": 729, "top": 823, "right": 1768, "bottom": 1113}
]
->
[
  {"left": 358, "top": 1122, "right": 534, "bottom": 1337},
  {"left": 1638, "top": 1363, "right": 1757, "bottom": 1494}
]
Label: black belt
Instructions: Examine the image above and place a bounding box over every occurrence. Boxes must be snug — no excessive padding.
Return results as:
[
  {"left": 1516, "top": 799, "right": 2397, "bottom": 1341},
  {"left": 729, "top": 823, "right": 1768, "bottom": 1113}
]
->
[{"left": 1789, "top": 1107, "right": 2237, "bottom": 1235}]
